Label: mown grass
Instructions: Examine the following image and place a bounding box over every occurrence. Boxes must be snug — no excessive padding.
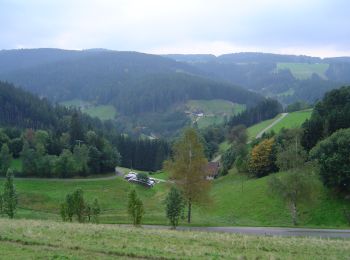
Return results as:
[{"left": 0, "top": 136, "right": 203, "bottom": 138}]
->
[
  {"left": 277, "top": 62, "right": 329, "bottom": 79},
  {"left": 247, "top": 110, "right": 312, "bottom": 140},
  {"left": 0, "top": 219, "right": 349, "bottom": 259},
  {"left": 247, "top": 114, "right": 283, "bottom": 140},
  {"left": 268, "top": 109, "right": 312, "bottom": 133},
  {"left": 0, "top": 169, "right": 348, "bottom": 228},
  {"left": 60, "top": 99, "right": 117, "bottom": 121},
  {"left": 187, "top": 99, "right": 245, "bottom": 128},
  {"left": 84, "top": 105, "right": 117, "bottom": 120}
]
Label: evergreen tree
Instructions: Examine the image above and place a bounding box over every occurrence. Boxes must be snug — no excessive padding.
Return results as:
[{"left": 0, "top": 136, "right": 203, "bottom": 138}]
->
[
  {"left": 69, "top": 112, "right": 85, "bottom": 146},
  {"left": 92, "top": 198, "right": 101, "bottom": 223},
  {"left": 0, "top": 144, "right": 12, "bottom": 176},
  {"left": 165, "top": 187, "right": 184, "bottom": 229},
  {"left": 127, "top": 189, "right": 144, "bottom": 226},
  {"left": 165, "top": 128, "right": 210, "bottom": 223},
  {"left": 3, "top": 169, "right": 17, "bottom": 218}
]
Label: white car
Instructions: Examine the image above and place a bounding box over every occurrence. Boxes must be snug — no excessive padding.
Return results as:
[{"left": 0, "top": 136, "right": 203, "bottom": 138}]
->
[{"left": 124, "top": 172, "right": 137, "bottom": 180}]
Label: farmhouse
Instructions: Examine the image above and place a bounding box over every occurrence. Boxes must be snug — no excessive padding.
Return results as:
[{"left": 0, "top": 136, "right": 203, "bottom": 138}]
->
[{"left": 206, "top": 162, "right": 220, "bottom": 180}]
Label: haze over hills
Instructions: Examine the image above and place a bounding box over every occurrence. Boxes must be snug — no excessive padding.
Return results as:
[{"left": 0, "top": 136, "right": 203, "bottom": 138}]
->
[
  {"left": 0, "top": 48, "right": 264, "bottom": 136},
  {"left": 165, "top": 52, "right": 350, "bottom": 104},
  {"left": 1, "top": 48, "right": 350, "bottom": 136}
]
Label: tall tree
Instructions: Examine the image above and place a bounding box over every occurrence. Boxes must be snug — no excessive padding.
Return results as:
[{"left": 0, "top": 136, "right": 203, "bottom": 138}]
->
[
  {"left": 248, "top": 138, "right": 277, "bottom": 177},
  {"left": 268, "top": 170, "right": 320, "bottom": 225},
  {"left": 165, "top": 128, "right": 210, "bottom": 223},
  {"left": 0, "top": 144, "right": 12, "bottom": 176},
  {"left": 69, "top": 112, "right": 84, "bottom": 146},
  {"left": 3, "top": 169, "right": 18, "bottom": 219}
]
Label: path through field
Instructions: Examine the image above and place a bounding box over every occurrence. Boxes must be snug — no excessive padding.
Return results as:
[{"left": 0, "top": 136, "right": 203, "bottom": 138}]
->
[{"left": 255, "top": 113, "right": 288, "bottom": 139}]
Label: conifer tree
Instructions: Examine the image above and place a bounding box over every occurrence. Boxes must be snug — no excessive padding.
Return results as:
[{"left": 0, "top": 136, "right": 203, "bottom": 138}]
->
[{"left": 3, "top": 169, "right": 17, "bottom": 218}]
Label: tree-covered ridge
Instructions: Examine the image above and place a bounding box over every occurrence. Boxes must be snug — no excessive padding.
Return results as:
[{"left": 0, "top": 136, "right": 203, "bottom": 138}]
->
[
  {"left": 301, "top": 86, "right": 350, "bottom": 150},
  {"left": 0, "top": 81, "right": 171, "bottom": 174}
]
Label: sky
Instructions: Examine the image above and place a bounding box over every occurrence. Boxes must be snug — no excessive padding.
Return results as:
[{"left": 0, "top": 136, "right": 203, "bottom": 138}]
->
[{"left": 0, "top": 0, "right": 349, "bottom": 57}]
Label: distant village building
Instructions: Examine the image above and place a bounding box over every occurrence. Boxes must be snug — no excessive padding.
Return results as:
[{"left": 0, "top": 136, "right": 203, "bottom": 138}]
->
[{"left": 206, "top": 162, "right": 220, "bottom": 180}]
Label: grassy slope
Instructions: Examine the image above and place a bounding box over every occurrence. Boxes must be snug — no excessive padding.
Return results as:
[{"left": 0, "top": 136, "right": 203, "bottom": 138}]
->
[
  {"left": 1, "top": 169, "right": 348, "bottom": 228},
  {"left": 247, "top": 110, "right": 312, "bottom": 140},
  {"left": 84, "top": 105, "right": 117, "bottom": 120},
  {"left": 247, "top": 114, "right": 283, "bottom": 140},
  {"left": 268, "top": 109, "right": 312, "bottom": 133},
  {"left": 277, "top": 63, "right": 329, "bottom": 79},
  {"left": 187, "top": 99, "right": 245, "bottom": 128},
  {"left": 60, "top": 99, "right": 117, "bottom": 121},
  {"left": 1, "top": 219, "right": 349, "bottom": 260}
]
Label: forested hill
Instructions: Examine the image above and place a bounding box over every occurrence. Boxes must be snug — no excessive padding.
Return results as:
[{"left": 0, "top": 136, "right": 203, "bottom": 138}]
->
[
  {"left": 0, "top": 81, "right": 69, "bottom": 129},
  {"left": 0, "top": 49, "right": 261, "bottom": 109},
  {"left": 165, "top": 52, "right": 350, "bottom": 105}
]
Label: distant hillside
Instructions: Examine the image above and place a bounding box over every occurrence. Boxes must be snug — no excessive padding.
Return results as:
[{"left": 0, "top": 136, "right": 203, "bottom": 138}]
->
[
  {"left": 166, "top": 52, "right": 350, "bottom": 105},
  {"left": 0, "top": 48, "right": 265, "bottom": 136}
]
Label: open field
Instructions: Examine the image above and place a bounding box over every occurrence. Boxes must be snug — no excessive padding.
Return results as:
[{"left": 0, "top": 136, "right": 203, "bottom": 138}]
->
[
  {"left": 247, "top": 110, "right": 312, "bottom": 140},
  {"left": 0, "top": 219, "right": 349, "bottom": 259},
  {"left": 268, "top": 109, "right": 312, "bottom": 133},
  {"left": 186, "top": 99, "right": 245, "bottom": 128},
  {"left": 277, "top": 63, "right": 329, "bottom": 80},
  {"left": 247, "top": 114, "right": 283, "bottom": 140},
  {"left": 60, "top": 99, "right": 117, "bottom": 121},
  {"left": 1, "top": 168, "right": 348, "bottom": 228}
]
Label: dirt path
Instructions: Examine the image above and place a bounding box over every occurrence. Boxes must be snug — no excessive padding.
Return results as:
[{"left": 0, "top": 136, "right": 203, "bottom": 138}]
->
[{"left": 255, "top": 113, "right": 288, "bottom": 139}]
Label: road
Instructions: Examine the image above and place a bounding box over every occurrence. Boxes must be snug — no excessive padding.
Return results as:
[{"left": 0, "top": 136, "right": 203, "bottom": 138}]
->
[
  {"left": 255, "top": 112, "right": 288, "bottom": 139},
  {"left": 136, "top": 225, "right": 350, "bottom": 239}
]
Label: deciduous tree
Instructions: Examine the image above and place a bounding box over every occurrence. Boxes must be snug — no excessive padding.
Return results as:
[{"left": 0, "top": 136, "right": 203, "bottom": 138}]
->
[{"left": 165, "top": 128, "right": 210, "bottom": 223}]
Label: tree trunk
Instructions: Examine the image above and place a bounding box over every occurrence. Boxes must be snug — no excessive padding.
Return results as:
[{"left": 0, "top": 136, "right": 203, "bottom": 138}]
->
[
  {"left": 187, "top": 198, "right": 192, "bottom": 223},
  {"left": 291, "top": 201, "right": 298, "bottom": 226}
]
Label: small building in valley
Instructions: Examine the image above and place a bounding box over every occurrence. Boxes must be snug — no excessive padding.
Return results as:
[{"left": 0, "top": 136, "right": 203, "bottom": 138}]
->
[{"left": 206, "top": 162, "right": 220, "bottom": 180}]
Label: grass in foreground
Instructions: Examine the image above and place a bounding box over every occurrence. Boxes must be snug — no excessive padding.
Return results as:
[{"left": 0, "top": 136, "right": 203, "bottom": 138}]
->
[
  {"left": 0, "top": 169, "right": 348, "bottom": 228},
  {"left": 0, "top": 219, "right": 349, "bottom": 259}
]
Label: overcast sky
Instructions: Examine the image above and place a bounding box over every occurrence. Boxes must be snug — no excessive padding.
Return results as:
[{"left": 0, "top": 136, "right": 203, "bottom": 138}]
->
[{"left": 1, "top": 0, "right": 349, "bottom": 57}]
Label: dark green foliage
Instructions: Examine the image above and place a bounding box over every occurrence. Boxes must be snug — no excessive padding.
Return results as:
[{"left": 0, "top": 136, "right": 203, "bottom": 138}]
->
[
  {"left": 91, "top": 198, "right": 101, "bottom": 223},
  {"left": 137, "top": 173, "right": 149, "bottom": 183},
  {"left": 228, "top": 99, "right": 282, "bottom": 128},
  {"left": 55, "top": 150, "right": 76, "bottom": 178},
  {"left": 2, "top": 169, "right": 18, "bottom": 218},
  {"left": 0, "top": 144, "right": 12, "bottom": 176},
  {"left": 285, "top": 101, "right": 311, "bottom": 112},
  {"left": 310, "top": 128, "right": 350, "bottom": 195},
  {"left": 60, "top": 188, "right": 99, "bottom": 223},
  {"left": 165, "top": 187, "right": 184, "bottom": 229},
  {"left": 302, "top": 86, "right": 350, "bottom": 150},
  {"left": 127, "top": 189, "right": 144, "bottom": 226},
  {"left": 220, "top": 147, "right": 236, "bottom": 176}
]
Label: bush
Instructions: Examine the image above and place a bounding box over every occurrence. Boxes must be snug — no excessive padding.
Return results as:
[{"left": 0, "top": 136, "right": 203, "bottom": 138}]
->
[{"left": 310, "top": 128, "right": 350, "bottom": 195}]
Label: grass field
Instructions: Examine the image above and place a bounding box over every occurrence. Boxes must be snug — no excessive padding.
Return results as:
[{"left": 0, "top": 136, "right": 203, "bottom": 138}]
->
[
  {"left": 60, "top": 99, "right": 117, "bottom": 121},
  {"left": 247, "top": 110, "right": 312, "bottom": 140},
  {"left": 186, "top": 99, "right": 245, "bottom": 128},
  {"left": 247, "top": 114, "right": 283, "bottom": 140},
  {"left": 84, "top": 105, "right": 117, "bottom": 120},
  {"left": 277, "top": 63, "right": 329, "bottom": 80},
  {"left": 0, "top": 219, "right": 349, "bottom": 259},
  {"left": 1, "top": 168, "right": 348, "bottom": 228},
  {"left": 268, "top": 109, "right": 312, "bottom": 133},
  {"left": 10, "top": 158, "right": 22, "bottom": 172}
]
